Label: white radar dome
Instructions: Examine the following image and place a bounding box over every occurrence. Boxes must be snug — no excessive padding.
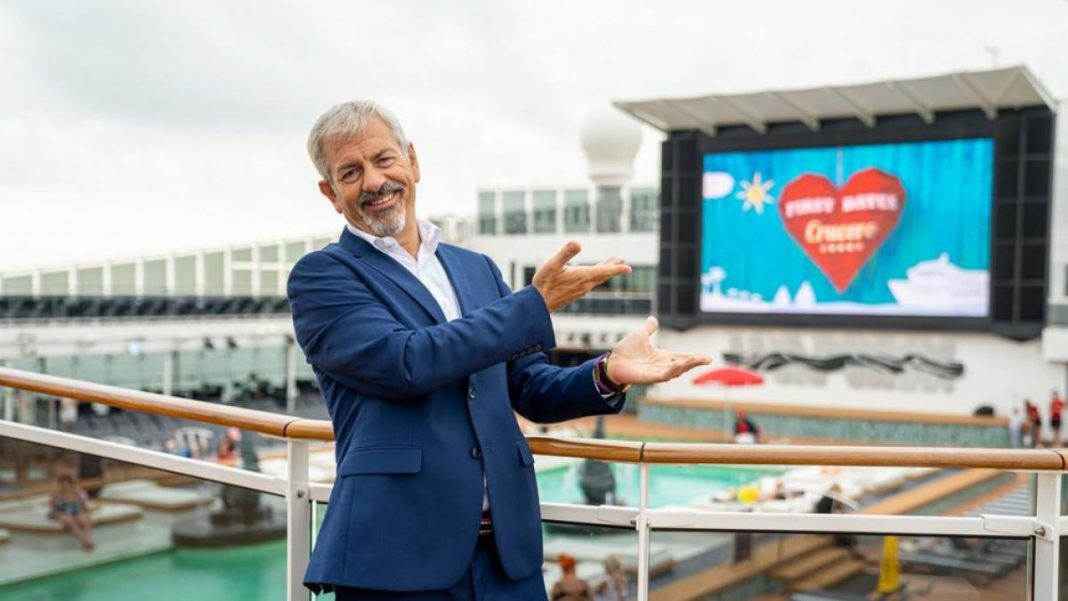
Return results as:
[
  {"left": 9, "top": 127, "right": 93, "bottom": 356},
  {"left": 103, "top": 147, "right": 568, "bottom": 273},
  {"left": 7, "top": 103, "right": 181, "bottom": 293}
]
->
[{"left": 580, "top": 107, "right": 642, "bottom": 187}]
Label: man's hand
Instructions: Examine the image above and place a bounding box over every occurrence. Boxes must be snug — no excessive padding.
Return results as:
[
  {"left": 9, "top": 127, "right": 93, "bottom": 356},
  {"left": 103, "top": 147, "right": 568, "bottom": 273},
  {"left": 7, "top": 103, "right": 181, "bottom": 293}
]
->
[
  {"left": 532, "top": 242, "right": 631, "bottom": 312},
  {"left": 606, "top": 316, "right": 711, "bottom": 385}
]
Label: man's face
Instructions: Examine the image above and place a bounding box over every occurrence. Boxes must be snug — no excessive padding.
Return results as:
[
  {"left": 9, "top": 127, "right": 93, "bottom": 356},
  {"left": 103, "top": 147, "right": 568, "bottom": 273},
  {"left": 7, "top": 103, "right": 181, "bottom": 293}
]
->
[{"left": 318, "top": 117, "right": 420, "bottom": 238}]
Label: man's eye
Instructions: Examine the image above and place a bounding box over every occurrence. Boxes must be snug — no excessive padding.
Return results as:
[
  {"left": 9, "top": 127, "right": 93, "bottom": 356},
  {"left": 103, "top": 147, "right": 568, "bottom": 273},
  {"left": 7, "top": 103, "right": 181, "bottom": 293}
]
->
[
  {"left": 340, "top": 169, "right": 359, "bottom": 181},
  {"left": 377, "top": 157, "right": 394, "bottom": 167}
]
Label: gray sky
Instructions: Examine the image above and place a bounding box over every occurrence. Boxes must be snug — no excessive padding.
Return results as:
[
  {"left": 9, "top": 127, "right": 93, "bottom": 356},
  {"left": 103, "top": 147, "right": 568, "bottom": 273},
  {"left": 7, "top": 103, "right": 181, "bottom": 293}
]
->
[{"left": 2, "top": 0, "right": 1066, "bottom": 272}]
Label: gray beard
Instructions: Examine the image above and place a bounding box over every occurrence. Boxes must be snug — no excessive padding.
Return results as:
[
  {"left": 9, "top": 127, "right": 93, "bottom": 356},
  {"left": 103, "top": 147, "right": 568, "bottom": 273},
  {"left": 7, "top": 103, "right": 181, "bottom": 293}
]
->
[{"left": 360, "top": 204, "right": 406, "bottom": 237}]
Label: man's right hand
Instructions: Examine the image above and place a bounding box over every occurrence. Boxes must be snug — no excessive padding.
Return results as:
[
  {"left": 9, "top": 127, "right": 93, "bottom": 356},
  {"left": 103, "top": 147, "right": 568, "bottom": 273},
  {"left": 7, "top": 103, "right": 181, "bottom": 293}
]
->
[{"left": 531, "top": 242, "right": 631, "bottom": 312}]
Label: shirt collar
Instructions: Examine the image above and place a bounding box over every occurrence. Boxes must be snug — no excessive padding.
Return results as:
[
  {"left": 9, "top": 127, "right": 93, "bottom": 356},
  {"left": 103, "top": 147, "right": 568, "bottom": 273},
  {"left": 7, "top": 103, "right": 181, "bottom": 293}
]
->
[{"left": 346, "top": 218, "right": 442, "bottom": 255}]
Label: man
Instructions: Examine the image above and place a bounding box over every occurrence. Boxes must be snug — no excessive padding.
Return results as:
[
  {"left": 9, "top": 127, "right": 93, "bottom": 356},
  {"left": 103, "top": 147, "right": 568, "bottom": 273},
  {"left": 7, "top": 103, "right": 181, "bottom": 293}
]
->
[{"left": 288, "top": 101, "right": 710, "bottom": 600}]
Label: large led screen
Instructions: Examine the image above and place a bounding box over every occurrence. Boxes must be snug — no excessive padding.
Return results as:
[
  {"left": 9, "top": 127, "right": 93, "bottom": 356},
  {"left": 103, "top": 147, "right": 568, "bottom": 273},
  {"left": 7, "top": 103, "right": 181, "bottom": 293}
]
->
[{"left": 700, "top": 138, "right": 993, "bottom": 317}]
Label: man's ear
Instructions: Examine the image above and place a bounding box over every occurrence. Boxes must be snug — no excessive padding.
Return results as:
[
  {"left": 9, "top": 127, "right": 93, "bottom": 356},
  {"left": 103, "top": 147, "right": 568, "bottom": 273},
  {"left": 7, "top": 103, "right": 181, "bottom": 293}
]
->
[
  {"left": 407, "top": 143, "right": 420, "bottom": 183},
  {"left": 318, "top": 180, "right": 343, "bottom": 214}
]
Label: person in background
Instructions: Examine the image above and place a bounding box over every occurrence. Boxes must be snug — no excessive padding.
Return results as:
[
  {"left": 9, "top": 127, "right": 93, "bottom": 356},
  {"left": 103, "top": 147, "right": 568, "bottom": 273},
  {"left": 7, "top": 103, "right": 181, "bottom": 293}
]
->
[
  {"left": 216, "top": 427, "right": 241, "bottom": 464},
  {"left": 49, "top": 473, "right": 94, "bottom": 551},
  {"left": 733, "top": 410, "right": 761, "bottom": 444},
  {"left": 551, "top": 553, "right": 593, "bottom": 601},
  {"left": 593, "top": 555, "right": 627, "bottom": 601},
  {"left": 1009, "top": 406, "right": 1023, "bottom": 449},
  {"left": 1026, "top": 400, "right": 1043, "bottom": 447},
  {"left": 1050, "top": 391, "right": 1064, "bottom": 447}
]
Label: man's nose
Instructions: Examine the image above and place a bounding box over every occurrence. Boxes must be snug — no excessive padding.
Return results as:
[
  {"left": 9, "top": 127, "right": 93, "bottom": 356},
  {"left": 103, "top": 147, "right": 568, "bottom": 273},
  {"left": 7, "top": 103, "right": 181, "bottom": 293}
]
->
[{"left": 362, "top": 168, "right": 386, "bottom": 194}]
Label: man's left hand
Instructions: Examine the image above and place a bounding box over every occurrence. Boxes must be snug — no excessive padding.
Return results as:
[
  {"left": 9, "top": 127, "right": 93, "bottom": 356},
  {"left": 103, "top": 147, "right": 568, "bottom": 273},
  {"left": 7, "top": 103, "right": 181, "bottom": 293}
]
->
[{"left": 606, "top": 316, "right": 711, "bottom": 385}]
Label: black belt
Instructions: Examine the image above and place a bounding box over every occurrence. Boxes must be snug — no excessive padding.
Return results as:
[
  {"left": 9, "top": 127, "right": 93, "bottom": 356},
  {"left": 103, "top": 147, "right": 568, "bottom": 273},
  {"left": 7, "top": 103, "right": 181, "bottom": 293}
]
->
[{"left": 479, "top": 512, "right": 493, "bottom": 537}]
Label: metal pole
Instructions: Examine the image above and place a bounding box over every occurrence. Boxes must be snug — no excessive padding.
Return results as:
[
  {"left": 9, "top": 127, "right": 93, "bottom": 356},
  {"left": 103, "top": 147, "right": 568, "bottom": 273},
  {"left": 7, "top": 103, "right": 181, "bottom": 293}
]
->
[
  {"left": 637, "top": 462, "right": 650, "bottom": 601},
  {"left": 286, "top": 342, "right": 298, "bottom": 415},
  {"left": 1034, "top": 472, "right": 1061, "bottom": 601},
  {"left": 287, "top": 439, "right": 311, "bottom": 601}
]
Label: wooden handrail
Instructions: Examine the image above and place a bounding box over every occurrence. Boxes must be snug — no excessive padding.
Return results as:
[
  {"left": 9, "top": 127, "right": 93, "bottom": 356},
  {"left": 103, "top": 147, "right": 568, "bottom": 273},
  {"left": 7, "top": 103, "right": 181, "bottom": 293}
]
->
[
  {"left": 0, "top": 367, "right": 302, "bottom": 438},
  {"left": 0, "top": 367, "right": 1059, "bottom": 471}
]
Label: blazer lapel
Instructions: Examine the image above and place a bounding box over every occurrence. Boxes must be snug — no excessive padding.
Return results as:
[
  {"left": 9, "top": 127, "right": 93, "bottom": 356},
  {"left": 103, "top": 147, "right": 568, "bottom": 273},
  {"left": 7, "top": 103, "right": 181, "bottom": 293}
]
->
[
  {"left": 337, "top": 228, "right": 447, "bottom": 324},
  {"left": 435, "top": 244, "right": 475, "bottom": 316}
]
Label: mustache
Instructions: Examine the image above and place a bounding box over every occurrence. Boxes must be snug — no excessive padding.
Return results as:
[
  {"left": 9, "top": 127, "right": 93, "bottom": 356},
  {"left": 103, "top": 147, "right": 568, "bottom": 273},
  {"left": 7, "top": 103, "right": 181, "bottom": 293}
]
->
[{"left": 358, "top": 181, "right": 404, "bottom": 206}]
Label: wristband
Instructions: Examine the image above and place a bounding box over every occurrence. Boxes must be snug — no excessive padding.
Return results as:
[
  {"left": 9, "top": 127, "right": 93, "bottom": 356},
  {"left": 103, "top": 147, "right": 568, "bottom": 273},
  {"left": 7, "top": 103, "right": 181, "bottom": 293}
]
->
[{"left": 594, "top": 352, "right": 630, "bottom": 395}]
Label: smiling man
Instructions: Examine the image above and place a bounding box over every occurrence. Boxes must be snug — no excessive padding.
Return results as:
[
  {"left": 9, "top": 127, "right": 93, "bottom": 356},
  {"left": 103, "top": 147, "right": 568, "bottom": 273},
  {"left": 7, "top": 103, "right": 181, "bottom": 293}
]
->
[{"left": 287, "top": 100, "right": 710, "bottom": 600}]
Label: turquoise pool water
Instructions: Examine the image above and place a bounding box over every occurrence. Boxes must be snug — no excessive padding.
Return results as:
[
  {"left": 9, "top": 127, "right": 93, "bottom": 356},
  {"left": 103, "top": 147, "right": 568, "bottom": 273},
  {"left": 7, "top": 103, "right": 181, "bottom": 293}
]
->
[
  {"left": 0, "top": 463, "right": 774, "bottom": 599},
  {"left": 536, "top": 462, "right": 780, "bottom": 508}
]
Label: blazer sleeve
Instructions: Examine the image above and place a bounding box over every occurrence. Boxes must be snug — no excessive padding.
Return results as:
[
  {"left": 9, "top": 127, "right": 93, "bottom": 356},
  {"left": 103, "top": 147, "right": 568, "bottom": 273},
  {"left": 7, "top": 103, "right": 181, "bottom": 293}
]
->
[
  {"left": 486, "top": 256, "right": 626, "bottom": 423},
  {"left": 287, "top": 250, "right": 555, "bottom": 400}
]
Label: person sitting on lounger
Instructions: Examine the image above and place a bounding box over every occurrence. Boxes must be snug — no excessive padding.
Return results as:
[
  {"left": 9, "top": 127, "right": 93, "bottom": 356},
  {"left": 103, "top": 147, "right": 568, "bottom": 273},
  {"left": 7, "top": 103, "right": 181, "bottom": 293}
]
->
[
  {"left": 49, "top": 473, "right": 94, "bottom": 551},
  {"left": 733, "top": 410, "right": 761, "bottom": 444}
]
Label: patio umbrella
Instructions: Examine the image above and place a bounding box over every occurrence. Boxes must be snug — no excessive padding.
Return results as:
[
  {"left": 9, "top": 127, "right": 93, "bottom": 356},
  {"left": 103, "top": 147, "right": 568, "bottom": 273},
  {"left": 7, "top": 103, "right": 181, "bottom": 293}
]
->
[
  {"left": 692, "top": 366, "right": 764, "bottom": 387},
  {"left": 692, "top": 366, "right": 765, "bottom": 441}
]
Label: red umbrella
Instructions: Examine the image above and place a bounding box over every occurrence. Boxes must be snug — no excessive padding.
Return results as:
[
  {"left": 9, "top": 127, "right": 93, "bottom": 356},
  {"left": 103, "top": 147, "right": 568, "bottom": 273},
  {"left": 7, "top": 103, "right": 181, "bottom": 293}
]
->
[
  {"left": 692, "top": 366, "right": 764, "bottom": 443},
  {"left": 692, "top": 366, "right": 764, "bottom": 387}
]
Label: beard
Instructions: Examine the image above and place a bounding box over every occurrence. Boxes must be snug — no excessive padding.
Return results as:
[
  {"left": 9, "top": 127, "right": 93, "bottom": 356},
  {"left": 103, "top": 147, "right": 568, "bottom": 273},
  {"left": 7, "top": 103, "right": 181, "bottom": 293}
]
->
[{"left": 356, "top": 180, "right": 407, "bottom": 237}]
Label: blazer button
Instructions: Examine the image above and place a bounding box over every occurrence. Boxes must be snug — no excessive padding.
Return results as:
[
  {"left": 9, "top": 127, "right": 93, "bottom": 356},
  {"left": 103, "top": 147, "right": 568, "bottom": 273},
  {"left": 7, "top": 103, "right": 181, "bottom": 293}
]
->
[
  {"left": 468, "top": 387, "right": 476, "bottom": 400},
  {"left": 471, "top": 447, "right": 482, "bottom": 459}
]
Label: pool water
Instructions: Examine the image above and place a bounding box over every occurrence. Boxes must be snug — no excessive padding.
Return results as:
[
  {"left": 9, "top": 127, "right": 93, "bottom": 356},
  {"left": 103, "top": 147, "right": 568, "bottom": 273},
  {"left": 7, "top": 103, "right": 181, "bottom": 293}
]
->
[
  {"left": 1, "top": 541, "right": 297, "bottom": 600},
  {"left": 0, "top": 463, "right": 775, "bottom": 599},
  {"left": 536, "top": 461, "right": 780, "bottom": 508}
]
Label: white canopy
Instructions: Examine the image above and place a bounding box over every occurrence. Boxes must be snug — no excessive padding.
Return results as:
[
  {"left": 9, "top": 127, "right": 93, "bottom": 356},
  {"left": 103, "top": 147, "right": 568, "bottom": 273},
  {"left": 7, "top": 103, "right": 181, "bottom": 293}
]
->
[{"left": 614, "top": 66, "right": 1056, "bottom": 135}]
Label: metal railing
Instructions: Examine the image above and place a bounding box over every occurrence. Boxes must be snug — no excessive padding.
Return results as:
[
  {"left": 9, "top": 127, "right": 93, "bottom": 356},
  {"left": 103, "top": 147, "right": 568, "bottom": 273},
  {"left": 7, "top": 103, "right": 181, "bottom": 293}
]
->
[{"left": 0, "top": 366, "right": 1063, "bottom": 601}]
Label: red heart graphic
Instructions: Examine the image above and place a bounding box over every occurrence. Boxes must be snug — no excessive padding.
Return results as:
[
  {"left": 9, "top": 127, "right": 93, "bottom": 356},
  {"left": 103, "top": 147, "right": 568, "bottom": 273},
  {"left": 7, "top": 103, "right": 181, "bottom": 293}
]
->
[{"left": 778, "top": 168, "right": 906, "bottom": 292}]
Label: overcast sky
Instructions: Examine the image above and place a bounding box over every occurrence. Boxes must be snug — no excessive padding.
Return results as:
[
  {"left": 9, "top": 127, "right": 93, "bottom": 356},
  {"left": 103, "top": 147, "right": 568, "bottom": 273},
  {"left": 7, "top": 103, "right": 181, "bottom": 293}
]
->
[{"left": 1, "top": 0, "right": 1066, "bottom": 272}]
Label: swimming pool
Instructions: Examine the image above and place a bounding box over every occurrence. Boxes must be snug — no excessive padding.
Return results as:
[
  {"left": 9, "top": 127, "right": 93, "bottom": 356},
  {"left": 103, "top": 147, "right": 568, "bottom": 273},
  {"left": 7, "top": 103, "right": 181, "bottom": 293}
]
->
[
  {"left": 536, "top": 461, "right": 781, "bottom": 508},
  {"left": 0, "top": 463, "right": 777, "bottom": 599}
]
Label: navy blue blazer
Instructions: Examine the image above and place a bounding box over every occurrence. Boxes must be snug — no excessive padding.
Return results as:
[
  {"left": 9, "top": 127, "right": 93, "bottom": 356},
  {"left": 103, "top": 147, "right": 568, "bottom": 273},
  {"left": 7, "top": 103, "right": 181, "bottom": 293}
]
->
[{"left": 287, "top": 228, "right": 625, "bottom": 592}]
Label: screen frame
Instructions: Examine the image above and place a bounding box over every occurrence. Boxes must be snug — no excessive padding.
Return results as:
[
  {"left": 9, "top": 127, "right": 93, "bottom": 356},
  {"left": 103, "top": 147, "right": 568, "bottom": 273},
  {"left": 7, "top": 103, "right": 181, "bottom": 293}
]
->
[{"left": 690, "top": 113, "right": 997, "bottom": 330}]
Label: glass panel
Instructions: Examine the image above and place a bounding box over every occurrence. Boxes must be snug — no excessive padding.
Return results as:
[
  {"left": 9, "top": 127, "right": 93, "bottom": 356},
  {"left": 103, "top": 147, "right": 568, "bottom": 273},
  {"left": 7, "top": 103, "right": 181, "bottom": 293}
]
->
[
  {"left": 110, "top": 264, "right": 137, "bottom": 295},
  {"left": 479, "top": 191, "right": 497, "bottom": 235},
  {"left": 0, "top": 434, "right": 288, "bottom": 599},
  {"left": 649, "top": 528, "right": 1028, "bottom": 600},
  {"left": 143, "top": 260, "right": 167, "bottom": 295},
  {"left": 284, "top": 242, "right": 307, "bottom": 265},
  {"left": 202, "top": 252, "right": 225, "bottom": 295},
  {"left": 537, "top": 457, "right": 639, "bottom": 599},
  {"left": 533, "top": 190, "right": 557, "bottom": 234},
  {"left": 502, "top": 191, "right": 527, "bottom": 235},
  {"left": 629, "top": 187, "right": 659, "bottom": 232},
  {"left": 260, "top": 271, "right": 280, "bottom": 296},
  {"left": 75, "top": 267, "right": 104, "bottom": 295},
  {"left": 259, "top": 245, "right": 279, "bottom": 263},
  {"left": 564, "top": 189, "right": 590, "bottom": 233},
  {"left": 641, "top": 464, "right": 1033, "bottom": 599},
  {"left": 174, "top": 256, "right": 197, "bottom": 295},
  {"left": 40, "top": 271, "right": 69, "bottom": 295},
  {"left": 232, "top": 248, "right": 252, "bottom": 262},
  {"left": 232, "top": 270, "right": 252, "bottom": 296},
  {"left": 2, "top": 275, "right": 33, "bottom": 295},
  {"left": 596, "top": 187, "right": 623, "bottom": 233}
]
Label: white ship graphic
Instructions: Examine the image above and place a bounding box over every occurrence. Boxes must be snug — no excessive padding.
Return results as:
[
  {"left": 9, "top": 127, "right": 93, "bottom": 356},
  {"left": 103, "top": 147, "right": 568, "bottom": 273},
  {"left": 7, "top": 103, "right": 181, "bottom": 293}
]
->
[
  {"left": 700, "top": 253, "right": 989, "bottom": 317},
  {"left": 886, "top": 253, "right": 988, "bottom": 315}
]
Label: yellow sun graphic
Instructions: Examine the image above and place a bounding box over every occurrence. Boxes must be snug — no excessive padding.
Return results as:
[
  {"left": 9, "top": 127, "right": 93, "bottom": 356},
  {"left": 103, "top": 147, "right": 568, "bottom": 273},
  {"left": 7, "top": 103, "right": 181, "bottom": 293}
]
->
[{"left": 736, "top": 172, "right": 775, "bottom": 214}]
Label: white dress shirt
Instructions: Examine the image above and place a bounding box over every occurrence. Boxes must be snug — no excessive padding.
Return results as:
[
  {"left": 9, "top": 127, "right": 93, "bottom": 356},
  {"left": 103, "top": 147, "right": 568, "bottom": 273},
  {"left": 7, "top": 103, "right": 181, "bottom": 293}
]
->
[{"left": 345, "top": 219, "right": 490, "bottom": 510}]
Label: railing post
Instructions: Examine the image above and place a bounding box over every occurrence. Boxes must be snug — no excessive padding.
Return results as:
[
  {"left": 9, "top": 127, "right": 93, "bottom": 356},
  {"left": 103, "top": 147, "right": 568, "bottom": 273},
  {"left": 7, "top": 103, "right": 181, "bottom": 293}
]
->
[
  {"left": 1035, "top": 472, "right": 1062, "bottom": 601},
  {"left": 637, "top": 462, "right": 650, "bottom": 601},
  {"left": 287, "top": 439, "right": 311, "bottom": 601}
]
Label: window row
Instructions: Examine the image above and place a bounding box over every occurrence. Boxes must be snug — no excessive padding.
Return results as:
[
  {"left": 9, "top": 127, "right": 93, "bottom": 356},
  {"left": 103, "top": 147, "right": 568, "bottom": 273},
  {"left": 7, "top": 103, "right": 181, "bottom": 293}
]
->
[{"left": 479, "top": 188, "right": 659, "bottom": 236}]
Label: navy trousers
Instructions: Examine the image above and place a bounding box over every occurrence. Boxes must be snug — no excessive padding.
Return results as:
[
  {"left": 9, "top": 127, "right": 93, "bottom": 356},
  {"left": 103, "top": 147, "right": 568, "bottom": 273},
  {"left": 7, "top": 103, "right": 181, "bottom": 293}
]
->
[{"left": 332, "top": 536, "right": 548, "bottom": 601}]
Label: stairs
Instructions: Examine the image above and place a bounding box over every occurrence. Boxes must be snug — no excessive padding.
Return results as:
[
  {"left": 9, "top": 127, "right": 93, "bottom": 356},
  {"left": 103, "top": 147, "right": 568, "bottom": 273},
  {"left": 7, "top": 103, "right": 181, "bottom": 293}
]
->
[{"left": 770, "top": 546, "right": 866, "bottom": 593}]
